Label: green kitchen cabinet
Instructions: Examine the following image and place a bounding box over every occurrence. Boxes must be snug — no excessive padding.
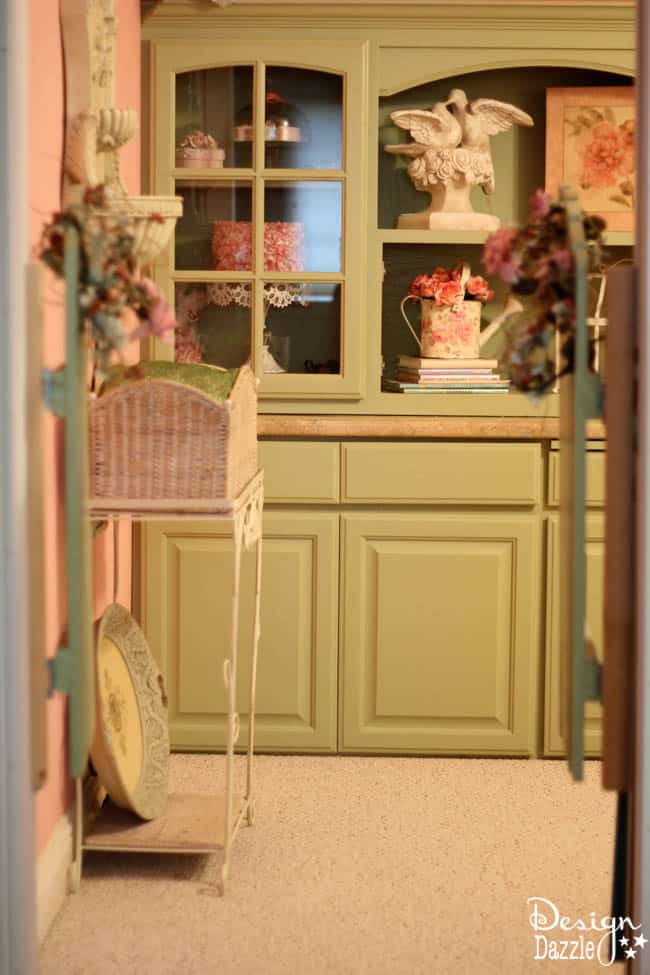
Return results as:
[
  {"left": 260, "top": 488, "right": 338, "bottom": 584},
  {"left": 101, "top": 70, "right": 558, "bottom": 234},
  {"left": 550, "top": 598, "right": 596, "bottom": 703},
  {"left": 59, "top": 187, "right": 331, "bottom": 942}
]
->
[
  {"left": 139, "top": 0, "right": 625, "bottom": 756},
  {"left": 139, "top": 510, "right": 339, "bottom": 752},
  {"left": 544, "top": 513, "right": 605, "bottom": 757},
  {"left": 340, "top": 511, "right": 541, "bottom": 755}
]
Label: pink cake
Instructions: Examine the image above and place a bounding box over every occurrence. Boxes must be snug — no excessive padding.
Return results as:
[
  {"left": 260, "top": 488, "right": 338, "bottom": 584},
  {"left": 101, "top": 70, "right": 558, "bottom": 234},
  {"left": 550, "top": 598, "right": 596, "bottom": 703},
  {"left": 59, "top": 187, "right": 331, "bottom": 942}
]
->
[{"left": 212, "top": 221, "right": 304, "bottom": 272}]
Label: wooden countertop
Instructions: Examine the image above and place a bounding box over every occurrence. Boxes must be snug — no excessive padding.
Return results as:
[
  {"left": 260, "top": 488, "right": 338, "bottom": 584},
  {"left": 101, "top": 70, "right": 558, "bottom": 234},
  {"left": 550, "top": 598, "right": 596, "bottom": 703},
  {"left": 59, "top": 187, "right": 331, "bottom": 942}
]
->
[{"left": 258, "top": 415, "right": 606, "bottom": 441}]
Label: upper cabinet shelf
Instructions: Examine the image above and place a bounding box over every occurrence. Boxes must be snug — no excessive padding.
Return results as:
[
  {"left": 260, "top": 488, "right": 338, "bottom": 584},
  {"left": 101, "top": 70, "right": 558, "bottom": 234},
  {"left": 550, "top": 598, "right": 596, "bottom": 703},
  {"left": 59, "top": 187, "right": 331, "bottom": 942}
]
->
[
  {"left": 378, "top": 229, "right": 490, "bottom": 246},
  {"left": 378, "top": 229, "right": 634, "bottom": 247},
  {"left": 378, "top": 65, "right": 635, "bottom": 237}
]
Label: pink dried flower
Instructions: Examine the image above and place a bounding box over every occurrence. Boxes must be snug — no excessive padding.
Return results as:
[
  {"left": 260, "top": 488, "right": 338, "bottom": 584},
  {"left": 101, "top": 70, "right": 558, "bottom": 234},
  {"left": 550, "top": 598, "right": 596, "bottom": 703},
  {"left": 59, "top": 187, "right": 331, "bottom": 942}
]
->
[
  {"left": 131, "top": 276, "right": 177, "bottom": 338},
  {"left": 419, "top": 276, "right": 440, "bottom": 299},
  {"left": 482, "top": 227, "right": 520, "bottom": 282},
  {"left": 466, "top": 275, "right": 493, "bottom": 302},
  {"left": 409, "top": 274, "right": 428, "bottom": 297},
  {"left": 534, "top": 248, "right": 573, "bottom": 281},
  {"left": 529, "top": 189, "right": 551, "bottom": 221},
  {"left": 436, "top": 280, "right": 464, "bottom": 305}
]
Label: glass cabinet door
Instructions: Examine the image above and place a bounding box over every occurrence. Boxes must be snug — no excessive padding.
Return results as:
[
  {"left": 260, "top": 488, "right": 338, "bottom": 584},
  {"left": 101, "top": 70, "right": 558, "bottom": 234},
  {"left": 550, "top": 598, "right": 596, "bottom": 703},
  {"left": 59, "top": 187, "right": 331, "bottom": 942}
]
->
[{"left": 152, "top": 41, "right": 366, "bottom": 399}]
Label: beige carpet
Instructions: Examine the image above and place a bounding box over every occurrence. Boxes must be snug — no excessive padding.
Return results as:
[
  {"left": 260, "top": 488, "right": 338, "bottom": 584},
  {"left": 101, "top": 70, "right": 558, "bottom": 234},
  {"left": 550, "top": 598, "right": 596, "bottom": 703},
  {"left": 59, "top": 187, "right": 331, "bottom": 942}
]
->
[{"left": 41, "top": 756, "right": 617, "bottom": 975}]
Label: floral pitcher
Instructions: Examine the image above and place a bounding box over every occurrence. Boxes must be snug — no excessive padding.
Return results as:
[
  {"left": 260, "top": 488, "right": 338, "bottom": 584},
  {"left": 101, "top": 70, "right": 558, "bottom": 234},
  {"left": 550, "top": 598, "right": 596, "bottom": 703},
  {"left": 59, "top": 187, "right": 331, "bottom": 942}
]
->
[{"left": 400, "top": 263, "right": 519, "bottom": 359}]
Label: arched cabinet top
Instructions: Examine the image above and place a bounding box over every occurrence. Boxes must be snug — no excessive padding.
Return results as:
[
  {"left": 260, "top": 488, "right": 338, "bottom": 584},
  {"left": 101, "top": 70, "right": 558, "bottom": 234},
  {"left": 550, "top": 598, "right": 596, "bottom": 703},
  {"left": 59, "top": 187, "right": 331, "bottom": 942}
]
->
[
  {"left": 378, "top": 53, "right": 634, "bottom": 99},
  {"left": 152, "top": 38, "right": 366, "bottom": 79}
]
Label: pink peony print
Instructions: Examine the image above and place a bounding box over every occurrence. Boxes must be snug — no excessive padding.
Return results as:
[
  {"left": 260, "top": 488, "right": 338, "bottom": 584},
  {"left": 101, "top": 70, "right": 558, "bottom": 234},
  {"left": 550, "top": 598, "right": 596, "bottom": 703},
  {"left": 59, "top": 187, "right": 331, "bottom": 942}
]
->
[
  {"left": 580, "top": 122, "right": 634, "bottom": 190},
  {"left": 620, "top": 118, "right": 635, "bottom": 152}
]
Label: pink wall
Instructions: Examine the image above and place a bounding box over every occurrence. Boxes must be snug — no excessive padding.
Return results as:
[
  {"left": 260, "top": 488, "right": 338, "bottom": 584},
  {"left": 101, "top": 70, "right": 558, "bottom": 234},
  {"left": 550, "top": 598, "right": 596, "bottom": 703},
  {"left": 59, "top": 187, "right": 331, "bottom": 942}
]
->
[{"left": 32, "top": 0, "right": 141, "bottom": 856}]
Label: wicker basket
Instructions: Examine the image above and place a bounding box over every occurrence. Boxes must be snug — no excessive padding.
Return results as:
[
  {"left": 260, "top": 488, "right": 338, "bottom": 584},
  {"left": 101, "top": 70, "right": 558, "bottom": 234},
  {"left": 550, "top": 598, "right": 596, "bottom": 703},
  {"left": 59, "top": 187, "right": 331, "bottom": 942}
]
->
[{"left": 88, "top": 363, "right": 258, "bottom": 513}]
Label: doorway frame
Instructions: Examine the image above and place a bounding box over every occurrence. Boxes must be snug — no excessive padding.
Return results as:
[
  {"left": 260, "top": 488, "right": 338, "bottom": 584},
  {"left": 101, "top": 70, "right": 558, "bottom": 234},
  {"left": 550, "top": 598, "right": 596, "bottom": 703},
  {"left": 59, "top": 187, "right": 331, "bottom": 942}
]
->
[{"left": 0, "top": 0, "right": 37, "bottom": 971}]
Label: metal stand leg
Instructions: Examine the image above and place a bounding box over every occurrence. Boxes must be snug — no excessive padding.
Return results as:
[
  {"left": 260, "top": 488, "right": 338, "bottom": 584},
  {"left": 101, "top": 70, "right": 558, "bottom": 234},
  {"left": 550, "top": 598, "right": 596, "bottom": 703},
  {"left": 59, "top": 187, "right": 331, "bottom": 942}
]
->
[
  {"left": 219, "top": 522, "right": 242, "bottom": 897},
  {"left": 69, "top": 777, "right": 83, "bottom": 892},
  {"left": 246, "top": 532, "right": 263, "bottom": 826}
]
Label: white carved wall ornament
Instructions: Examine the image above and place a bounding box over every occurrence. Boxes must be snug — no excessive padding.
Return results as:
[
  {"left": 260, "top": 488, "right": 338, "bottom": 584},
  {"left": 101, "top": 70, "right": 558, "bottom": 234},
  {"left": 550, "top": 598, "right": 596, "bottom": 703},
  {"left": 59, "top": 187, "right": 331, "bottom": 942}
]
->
[{"left": 61, "top": 0, "right": 181, "bottom": 264}]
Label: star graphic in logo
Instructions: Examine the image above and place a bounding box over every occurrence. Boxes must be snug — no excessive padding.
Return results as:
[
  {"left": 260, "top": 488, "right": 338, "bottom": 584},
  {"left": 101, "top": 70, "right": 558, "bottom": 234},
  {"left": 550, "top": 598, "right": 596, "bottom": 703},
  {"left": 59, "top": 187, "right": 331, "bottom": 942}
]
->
[
  {"left": 635, "top": 934, "right": 648, "bottom": 949},
  {"left": 626, "top": 948, "right": 637, "bottom": 959},
  {"left": 620, "top": 936, "right": 630, "bottom": 947}
]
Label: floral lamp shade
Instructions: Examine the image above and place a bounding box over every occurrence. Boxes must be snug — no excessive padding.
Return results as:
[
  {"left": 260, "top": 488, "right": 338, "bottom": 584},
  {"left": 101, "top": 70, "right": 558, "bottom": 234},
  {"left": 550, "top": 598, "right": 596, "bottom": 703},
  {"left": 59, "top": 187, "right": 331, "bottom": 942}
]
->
[{"left": 545, "top": 86, "right": 635, "bottom": 233}]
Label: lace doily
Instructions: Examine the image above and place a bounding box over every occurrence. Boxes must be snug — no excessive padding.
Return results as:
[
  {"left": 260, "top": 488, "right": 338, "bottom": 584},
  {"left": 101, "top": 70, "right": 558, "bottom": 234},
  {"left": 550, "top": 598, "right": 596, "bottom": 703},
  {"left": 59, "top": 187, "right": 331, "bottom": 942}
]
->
[{"left": 206, "top": 282, "right": 308, "bottom": 309}]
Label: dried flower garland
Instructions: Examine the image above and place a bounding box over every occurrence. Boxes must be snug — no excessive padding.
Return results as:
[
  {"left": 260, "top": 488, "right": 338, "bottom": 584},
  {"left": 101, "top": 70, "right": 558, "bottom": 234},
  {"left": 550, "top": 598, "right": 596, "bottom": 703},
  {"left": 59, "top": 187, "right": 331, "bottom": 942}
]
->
[
  {"left": 482, "top": 189, "right": 605, "bottom": 396},
  {"left": 408, "top": 265, "right": 493, "bottom": 305},
  {"left": 39, "top": 185, "right": 176, "bottom": 380}
]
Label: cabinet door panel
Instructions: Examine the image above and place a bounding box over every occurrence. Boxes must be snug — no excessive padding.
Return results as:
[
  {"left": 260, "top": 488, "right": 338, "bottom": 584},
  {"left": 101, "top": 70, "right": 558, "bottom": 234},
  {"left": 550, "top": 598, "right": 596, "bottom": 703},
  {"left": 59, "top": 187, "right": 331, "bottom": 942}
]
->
[
  {"left": 140, "top": 511, "right": 338, "bottom": 751},
  {"left": 152, "top": 39, "right": 367, "bottom": 401},
  {"left": 544, "top": 513, "right": 604, "bottom": 756},
  {"left": 341, "top": 512, "right": 540, "bottom": 754}
]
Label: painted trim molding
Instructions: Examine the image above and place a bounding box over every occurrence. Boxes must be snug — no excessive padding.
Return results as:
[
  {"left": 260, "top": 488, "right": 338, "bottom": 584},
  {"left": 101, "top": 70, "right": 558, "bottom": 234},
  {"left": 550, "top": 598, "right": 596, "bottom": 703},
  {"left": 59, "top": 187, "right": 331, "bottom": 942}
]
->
[{"left": 36, "top": 811, "right": 73, "bottom": 946}]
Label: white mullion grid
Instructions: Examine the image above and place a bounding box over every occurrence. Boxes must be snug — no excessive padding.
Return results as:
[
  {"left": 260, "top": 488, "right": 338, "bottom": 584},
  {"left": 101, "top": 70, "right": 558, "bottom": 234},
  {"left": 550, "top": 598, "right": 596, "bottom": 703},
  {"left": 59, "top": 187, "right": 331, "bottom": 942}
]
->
[
  {"left": 261, "top": 169, "right": 346, "bottom": 182},
  {"left": 172, "top": 271, "right": 255, "bottom": 283},
  {"left": 172, "top": 168, "right": 255, "bottom": 181},
  {"left": 252, "top": 60, "right": 266, "bottom": 377}
]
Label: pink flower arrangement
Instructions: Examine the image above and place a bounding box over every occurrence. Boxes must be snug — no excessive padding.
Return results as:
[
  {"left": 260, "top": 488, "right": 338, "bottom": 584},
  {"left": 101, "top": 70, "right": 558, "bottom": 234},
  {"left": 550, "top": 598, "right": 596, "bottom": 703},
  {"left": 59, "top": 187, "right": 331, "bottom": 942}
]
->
[
  {"left": 176, "top": 130, "right": 225, "bottom": 168},
  {"left": 408, "top": 265, "right": 493, "bottom": 305},
  {"left": 178, "top": 129, "right": 220, "bottom": 151},
  {"left": 481, "top": 188, "right": 606, "bottom": 396}
]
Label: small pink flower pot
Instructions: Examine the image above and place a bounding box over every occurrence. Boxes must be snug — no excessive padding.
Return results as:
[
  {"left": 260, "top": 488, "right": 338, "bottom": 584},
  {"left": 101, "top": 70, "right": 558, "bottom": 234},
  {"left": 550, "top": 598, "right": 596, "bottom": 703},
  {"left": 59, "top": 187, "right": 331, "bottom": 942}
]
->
[
  {"left": 401, "top": 296, "right": 482, "bottom": 358},
  {"left": 175, "top": 146, "right": 224, "bottom": 168},
  {"left": 204, "top": 148, "right": 225, "bottom": 168}
]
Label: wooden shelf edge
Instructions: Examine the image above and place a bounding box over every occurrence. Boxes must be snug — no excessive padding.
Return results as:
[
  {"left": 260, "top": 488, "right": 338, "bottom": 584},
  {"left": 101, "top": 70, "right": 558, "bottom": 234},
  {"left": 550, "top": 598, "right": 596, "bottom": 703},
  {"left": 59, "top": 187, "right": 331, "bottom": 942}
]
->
[
  {"left": 88, "top": 469, "right": 264, "bottom": 521},
  {"left": 378, "top": 229, "right": 489, "bottom": 245},
  {"left": 258, "top": 414, "right": 606, "bottom": 440},
  {"left": 83, "top": 792, "right": 247, "bottom": 854}
]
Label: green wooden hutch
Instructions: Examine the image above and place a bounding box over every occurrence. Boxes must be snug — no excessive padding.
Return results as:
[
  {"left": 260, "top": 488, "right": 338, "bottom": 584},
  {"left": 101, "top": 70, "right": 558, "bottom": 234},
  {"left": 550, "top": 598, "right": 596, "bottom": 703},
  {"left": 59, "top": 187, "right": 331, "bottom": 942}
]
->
[{"left": 138, "top": 1, "right": 632, "bottom": 757}]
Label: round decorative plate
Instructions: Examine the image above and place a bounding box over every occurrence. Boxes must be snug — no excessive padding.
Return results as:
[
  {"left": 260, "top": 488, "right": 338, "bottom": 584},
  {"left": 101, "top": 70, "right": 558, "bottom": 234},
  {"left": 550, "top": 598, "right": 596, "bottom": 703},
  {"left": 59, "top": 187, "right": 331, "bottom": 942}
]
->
[{"left": 91, "top": 604, "right": 169, "bottom": 820}]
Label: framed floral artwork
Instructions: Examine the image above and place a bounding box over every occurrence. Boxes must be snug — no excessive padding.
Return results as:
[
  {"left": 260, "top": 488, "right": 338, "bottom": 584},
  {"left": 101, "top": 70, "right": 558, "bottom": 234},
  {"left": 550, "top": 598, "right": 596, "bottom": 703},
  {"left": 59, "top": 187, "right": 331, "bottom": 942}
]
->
[{"left": 545, "top": 86, "right": 635, "bottom": 233}]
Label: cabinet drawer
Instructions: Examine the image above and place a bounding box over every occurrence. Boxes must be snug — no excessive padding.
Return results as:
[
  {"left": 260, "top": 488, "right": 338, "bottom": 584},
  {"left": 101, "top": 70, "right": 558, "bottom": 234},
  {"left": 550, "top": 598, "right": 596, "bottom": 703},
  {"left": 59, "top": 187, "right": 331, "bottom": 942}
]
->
[
  {"left": 341, "top": 442, "right": 540, "bottom": 505},
  {"left": 259, "top": 441, "right": 340, "bottom": 503},
  {"left": 547, "top": 448, "right": 605, "bottom": 508}
]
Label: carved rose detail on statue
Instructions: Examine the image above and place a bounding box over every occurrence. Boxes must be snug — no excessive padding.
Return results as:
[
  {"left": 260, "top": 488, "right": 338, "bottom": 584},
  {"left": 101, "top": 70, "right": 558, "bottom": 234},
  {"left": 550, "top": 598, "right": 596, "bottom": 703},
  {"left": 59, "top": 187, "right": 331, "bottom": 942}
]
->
[{"left": 385, "top": 89, "right": 534, "bottom": 230}]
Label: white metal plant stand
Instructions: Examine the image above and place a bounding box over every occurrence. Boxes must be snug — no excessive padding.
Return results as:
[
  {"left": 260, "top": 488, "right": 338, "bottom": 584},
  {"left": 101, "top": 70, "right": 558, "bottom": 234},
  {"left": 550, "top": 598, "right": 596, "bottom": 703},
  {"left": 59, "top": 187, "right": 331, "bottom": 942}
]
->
[{"left": 73, "top": 470, "right": 264, "bottom": 896}]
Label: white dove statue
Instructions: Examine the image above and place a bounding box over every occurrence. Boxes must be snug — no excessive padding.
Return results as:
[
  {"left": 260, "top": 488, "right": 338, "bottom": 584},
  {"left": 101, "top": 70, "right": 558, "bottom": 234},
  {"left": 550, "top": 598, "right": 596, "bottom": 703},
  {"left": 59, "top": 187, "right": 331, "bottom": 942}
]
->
[
  {"left": 384, "top": 89, "right": 534, "bottom": 230},
  {"left": 445, "top": 88, "right": 534, "bottom": 193}
]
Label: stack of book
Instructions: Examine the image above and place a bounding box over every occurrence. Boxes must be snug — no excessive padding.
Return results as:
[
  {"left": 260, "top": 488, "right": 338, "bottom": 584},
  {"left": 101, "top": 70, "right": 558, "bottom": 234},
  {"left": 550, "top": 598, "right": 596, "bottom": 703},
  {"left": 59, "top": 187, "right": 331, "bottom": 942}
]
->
[{"left": 382, "top": 355, "right": 510, "bottom": 394}]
